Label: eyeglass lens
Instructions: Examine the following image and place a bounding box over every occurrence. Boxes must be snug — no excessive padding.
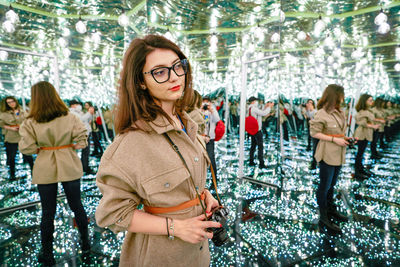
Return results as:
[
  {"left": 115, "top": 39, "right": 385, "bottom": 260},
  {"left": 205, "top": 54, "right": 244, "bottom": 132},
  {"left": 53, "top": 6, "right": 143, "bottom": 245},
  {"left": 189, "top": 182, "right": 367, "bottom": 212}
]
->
[{"left": 152, "top": 60, "right": 187, "bottom": 83}]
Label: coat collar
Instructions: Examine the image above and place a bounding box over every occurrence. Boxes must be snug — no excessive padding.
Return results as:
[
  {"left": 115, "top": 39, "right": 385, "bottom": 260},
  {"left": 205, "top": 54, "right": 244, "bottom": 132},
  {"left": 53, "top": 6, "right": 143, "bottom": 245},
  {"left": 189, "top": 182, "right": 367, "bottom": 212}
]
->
[{"left": 138, "top": 112, "right": 199, "bottom": 142}]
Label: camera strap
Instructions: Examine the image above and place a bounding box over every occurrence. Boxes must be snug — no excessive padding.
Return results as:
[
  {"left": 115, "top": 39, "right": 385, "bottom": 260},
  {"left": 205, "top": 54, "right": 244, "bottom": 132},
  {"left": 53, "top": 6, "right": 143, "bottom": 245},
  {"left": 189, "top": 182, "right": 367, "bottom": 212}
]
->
[{"left": 163, "top": 133, "right": 222, "bottom": 218}]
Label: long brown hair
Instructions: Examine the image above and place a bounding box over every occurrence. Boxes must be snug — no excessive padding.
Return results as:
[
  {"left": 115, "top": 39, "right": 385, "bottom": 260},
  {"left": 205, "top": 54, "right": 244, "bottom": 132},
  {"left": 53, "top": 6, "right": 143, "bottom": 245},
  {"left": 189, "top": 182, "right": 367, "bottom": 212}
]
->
[
  {"left": 187, "top": 90, "right": 203, "bottom": 113},
  {"left": 28, "top": 81, "right": 69, "bottom": 123},
  {"left": 355, "top": 94, "right": 372, "bottom": 112},
  {"left": 115, "top": 34, "right": 193, "bottom": 134},
  {"left": 317, "top": 84, "right": 344, "bottom": 111},
  {"left": 1, "top": 96, "right": 21, "bottom": 112},
  {"left": 374, "top": 97, "right": 384, "bottom": 109}
]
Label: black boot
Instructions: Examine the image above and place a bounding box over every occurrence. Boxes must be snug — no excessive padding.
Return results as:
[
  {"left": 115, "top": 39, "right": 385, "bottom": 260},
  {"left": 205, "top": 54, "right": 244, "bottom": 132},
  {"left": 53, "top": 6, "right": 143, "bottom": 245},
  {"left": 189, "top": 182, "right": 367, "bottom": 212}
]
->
[
  {"left": 79, "top": 227, "right": 90, "bottom": 253},
  {"left": 38, "top": 242, "right": 55, "bottom": 266},
  {"left": 361, "top": 167, "right": 374, "bottom": 177},
  {"left": 328, "top": 205, "right": 348, "bottom": 222},
  {"left": 249, "top": 161, "right": 256, "bottom": 166},
  {"left": 354, "top": 167, "right": 368, "bottom": 180},
  {"left": 370, "top": 154, "right": 383, "bottom": 160},
  {"left": 319, "top": 209, "right": 341, "bottom": 233}
]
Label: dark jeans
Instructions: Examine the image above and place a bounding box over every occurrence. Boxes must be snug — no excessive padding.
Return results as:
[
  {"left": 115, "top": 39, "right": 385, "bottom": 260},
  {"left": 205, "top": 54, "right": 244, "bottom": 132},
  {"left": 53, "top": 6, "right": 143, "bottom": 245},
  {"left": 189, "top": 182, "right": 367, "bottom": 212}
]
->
[
  {"left": 81, "top": 137, "right": 90, "bottom": 172},
  {"left": 250, "top": 131, "right": 264, "bottom": 165},
  {"left": 5, "top": 142, "right": 33, "bottom": 177},
  {"left": 355, "top": 139, "right": 368, "bottom": 170},
  {"left": 316, "top": 161, "right": 341, "bottom": 210},
  {"left": 371, "top": 131, "right": 380, "bottom": 155},
  {"left": 91, "top": 132, "right": 103, "bottom": 154},
  {"left": 206, "top": 139, "right": 218, "bottom": 187},
  {"left": 37, "top": 179, "right": 88, "bottom": 247},
  {"left": 282, "top": 122, "right": 289, "bottom": 141}
]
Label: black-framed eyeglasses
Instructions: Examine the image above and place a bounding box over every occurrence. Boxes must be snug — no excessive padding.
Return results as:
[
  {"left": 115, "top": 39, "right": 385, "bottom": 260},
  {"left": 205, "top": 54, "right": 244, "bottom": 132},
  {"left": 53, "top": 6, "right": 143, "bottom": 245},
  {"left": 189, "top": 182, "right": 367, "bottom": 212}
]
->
[{"left": 143, "top": 59, "right": 188, "bottom": 84}]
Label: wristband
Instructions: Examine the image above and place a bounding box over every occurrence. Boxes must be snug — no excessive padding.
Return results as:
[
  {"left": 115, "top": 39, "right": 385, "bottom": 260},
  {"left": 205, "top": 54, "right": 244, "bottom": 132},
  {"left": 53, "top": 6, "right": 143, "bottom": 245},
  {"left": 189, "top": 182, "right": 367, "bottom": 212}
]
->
[
  {"left": 168, "top": 218, "right": 174, "bottom": 241},
  {"left": 166, "top": 217, "right": 170, "bottom": 237}
]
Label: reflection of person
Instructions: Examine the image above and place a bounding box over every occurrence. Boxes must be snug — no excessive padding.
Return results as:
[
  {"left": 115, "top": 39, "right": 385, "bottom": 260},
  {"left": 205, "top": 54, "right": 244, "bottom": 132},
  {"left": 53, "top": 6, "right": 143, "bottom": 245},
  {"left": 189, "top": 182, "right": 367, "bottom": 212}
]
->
[
  {"left": 18, "top": 81, "right": 90, "bottom": 265},
  {"left": 95, "top": 35, "right": 221, "bottom": 266},
  {"left": 370, "top": 98, "right": 386, "bottom": 159},
  {"left": 69, "top": 100, "right": 95, "bottom": 175},
  {"left": 248, "top": 96, "right": 273, "bottom": 169},
  {"left": 310, "top": 84, "right": 349, "bottom": 233},
  {"left": 0, "top": 96, "right": 33, "bottom": 179},
  {"left": 88, "top": 106, "right": 103, "bottom": 157},
  {"left": 354, "top": 94, "right": 380, "bottom": 179},
  {"left": 187, "top": 90, "right": 205, "bottom": 136},
  {"left": 305, "top": 99, "right": 318, "bottom": 169},
  {"left": 202, "top": 96, "right": 220, "bottom": 185},
  {"left": 103, "top": 106, "right": 115, "bottom": 140}
]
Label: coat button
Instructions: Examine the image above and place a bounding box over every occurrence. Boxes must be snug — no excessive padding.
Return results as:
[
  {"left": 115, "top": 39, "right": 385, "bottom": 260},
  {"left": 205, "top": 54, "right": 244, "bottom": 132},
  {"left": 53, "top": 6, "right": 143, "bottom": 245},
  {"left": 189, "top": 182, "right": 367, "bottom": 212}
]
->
[
  {"left": 194, "top": 157, "right": 199, "bottom": 162},
  {"left": 164, "top": 182, "right": 170, "bottom": 188}
]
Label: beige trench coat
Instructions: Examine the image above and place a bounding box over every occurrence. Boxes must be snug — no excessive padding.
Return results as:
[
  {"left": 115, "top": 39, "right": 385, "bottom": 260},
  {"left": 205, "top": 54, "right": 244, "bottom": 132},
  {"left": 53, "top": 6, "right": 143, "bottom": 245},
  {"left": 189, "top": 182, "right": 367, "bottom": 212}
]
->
[
  {"left": 310, "top": 109, "right": 347, "bottom": 166},
  {"left": 95, "top": 112, "right": 211, "bottom": 267},
  {"left": 188, "top": 108, "right": 205, "bottom": 135},
  {"left": 18, "top": 113, "right": 88, "bottom": 184},
  {"left": 0, "top": 110, "right": 27, "bottom": 143},
  {"left": 354, "top": 109, "right": 374, "bottom": 141},
  {"left": 370, "top": 107, "right": 385, "bottom": 132}
]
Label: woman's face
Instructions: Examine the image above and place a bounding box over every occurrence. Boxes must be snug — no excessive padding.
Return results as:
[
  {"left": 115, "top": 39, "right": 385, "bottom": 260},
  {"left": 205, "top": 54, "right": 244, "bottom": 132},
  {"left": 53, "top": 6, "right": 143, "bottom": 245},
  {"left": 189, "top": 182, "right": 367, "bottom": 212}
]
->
[
  {"left": 142, "top": 48, "right": 186, "bottom": 106},
  {"left": 6, "top": 98, "right": 16, "bottom": 109},
  {"left": 84, "top": 103, "right": 90, "bottom": 110},
  {"left": 366, "top": 97, "right": 373, "bottom": 107}
]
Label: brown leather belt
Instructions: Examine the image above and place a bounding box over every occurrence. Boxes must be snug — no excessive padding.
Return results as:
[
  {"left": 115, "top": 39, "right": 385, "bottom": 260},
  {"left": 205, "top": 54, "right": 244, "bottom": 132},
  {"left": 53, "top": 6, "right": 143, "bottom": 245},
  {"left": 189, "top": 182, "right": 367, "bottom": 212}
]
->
[
  {"left": 326, "top": 134, "right": 345, "bottom": 138},
  {"left": 40, "top": 144, "right": 74, "bottom": 150},
  {"left": 8, "top": 125, "right": 19, "bottom": 127},
  {"left": 144, "top": 192, "right": 206, "bottom": 214}
]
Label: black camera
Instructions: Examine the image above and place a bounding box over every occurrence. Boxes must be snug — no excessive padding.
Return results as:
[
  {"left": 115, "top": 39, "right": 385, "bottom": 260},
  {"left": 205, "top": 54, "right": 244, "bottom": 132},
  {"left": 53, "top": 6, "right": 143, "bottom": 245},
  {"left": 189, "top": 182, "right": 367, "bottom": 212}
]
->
[
  {"left": 207, "top": 206, "right": 229, "bottom": 247},
  {"left": 202, "top": 104, "right": 209, "bottom": 110},
  {"left": 348, "top": 138, "right": 356, "bottom": 149}
]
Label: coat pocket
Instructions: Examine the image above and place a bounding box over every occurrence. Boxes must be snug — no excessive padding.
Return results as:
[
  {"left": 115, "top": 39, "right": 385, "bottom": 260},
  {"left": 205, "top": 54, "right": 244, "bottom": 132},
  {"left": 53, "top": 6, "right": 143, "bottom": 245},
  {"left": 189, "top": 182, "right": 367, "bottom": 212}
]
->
[{"left": 142, "top": 167, "right": 192, "bottom": 208}]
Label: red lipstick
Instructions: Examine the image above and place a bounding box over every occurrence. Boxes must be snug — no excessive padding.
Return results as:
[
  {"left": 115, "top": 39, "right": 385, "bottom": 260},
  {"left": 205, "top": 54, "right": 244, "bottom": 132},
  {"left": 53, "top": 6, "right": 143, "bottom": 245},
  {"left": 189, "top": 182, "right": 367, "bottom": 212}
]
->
[{"left": 170, "top": 85, "right": 180, "bottom": 91}]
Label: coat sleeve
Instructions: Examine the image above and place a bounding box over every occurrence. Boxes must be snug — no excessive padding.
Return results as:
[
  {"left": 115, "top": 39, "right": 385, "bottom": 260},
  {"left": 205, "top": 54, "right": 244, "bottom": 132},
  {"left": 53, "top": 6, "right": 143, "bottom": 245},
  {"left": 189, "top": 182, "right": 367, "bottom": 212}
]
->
[
  {"left": 18, "top": 120, "right": 39, "bottom": 155},
  {"left": 252, "top": 106, "right": 271, "bottom": 117},
  {"left": 95, "top": 159, "right": 142, "bottom": 234},
  {"left": 209, "top": 105, "right": 220, "bottom": 123},
  {"left": 355, "top": 112, "right": 368, "bottom": 127},
  {"left": 0, "top": 113, "right": 5, "bottom": 128},
  {"left": 71, "top": 114, "right": 88, "bottom": 147},
  {"left": 310, "top": 111, "right": 325, "bottom": 137}
]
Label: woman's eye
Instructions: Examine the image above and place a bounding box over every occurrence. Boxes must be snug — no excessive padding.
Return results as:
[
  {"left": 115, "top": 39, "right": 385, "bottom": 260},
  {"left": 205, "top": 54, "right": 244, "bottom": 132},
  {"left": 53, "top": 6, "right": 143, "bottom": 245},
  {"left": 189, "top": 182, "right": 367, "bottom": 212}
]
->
[{"left": 153, "top": 69, "right": 166, "bottom": 76}]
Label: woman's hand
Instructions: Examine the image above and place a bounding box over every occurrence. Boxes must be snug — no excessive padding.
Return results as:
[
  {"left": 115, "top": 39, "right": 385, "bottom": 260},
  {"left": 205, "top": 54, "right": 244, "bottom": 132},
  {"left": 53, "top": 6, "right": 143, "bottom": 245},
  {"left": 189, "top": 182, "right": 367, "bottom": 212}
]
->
[
  {"left": 204, "top": 189, "right": 219, "bottom": 213},
  {"left": 174, "top": 214, "right": 222, "bottom": 244},
  {"left": 333, "top": 137, "right": 349, "bottom": 147},
  {"left": 73, "top": 144, "right": 85, "bottom": 150}
]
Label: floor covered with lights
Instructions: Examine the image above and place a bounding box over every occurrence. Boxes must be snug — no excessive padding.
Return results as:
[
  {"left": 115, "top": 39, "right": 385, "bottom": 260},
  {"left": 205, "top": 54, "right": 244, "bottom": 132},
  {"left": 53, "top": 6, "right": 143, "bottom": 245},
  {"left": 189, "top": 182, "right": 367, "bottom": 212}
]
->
[{"left": 0, "top": 130, "right": 399, "bottom": 266}]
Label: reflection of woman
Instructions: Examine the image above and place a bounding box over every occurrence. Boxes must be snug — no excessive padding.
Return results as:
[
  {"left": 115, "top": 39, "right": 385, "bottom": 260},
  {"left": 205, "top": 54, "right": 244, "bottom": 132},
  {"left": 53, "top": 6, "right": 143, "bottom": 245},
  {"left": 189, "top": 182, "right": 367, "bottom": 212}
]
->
[
  {"left": 278, "top": 98, "right": 289, "bottom": 141},
  {"left": 18, "top": 81, "right": 90, "bottom": 265},
  {"left": 305, "top": 99, "right": 318, "bottom": 169},
  {"left": 0, "top": 96, "right": 33, "bottom": 179},
  {"left": 95, "top": 35, "right": 221, "bottom": 266},
  {"left": 310, "top": 84, "right": 349, "bottom": 233},
  {"left": 187, "top": 90, "right": 206, "bottom": 136},
  {"left": 370, "top": 98, "right": 386, "bottom": 159},
  {"left": 354, "top": 94, "right": 380, "bottom": 179}
]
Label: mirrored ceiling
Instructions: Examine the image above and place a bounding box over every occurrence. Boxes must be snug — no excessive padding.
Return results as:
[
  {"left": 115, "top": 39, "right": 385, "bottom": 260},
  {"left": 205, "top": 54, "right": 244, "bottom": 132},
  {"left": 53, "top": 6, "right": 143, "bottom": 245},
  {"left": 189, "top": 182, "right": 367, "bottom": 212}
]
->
[{"left": 0, "top": 0, "right": 399, "bottom": 104}]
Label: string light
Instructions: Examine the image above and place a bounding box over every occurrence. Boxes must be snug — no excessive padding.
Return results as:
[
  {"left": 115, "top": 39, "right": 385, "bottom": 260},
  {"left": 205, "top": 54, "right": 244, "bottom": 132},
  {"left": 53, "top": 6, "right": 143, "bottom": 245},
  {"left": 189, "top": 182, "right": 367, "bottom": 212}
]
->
[
  {"left": 75, "top": 17, "right": 87, "bottom": 34},
  {"left": 118, "top": 11, "right": 129, "bottom": 27}
]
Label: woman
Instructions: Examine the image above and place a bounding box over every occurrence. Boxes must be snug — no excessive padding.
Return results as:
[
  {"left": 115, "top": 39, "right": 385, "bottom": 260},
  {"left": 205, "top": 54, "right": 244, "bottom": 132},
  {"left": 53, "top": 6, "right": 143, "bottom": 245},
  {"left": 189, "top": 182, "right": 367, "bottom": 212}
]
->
[
  {"left": 95, "top": 35, "right": 221, "bottom": 266},
  {"left": 310, "top": 84, "right": 349, "bottom": 233},
  {"left": 370, "top": 98, "right": 386, "bottom": 159},
  {"left": 18, "top": 81, "right": 90, "bottom": 265},
  {"left": 0, "top": 96, "right": 33, "bottom": 179},
  {"left": 354, "top": 94, "right": 380, "bottom": 179}
]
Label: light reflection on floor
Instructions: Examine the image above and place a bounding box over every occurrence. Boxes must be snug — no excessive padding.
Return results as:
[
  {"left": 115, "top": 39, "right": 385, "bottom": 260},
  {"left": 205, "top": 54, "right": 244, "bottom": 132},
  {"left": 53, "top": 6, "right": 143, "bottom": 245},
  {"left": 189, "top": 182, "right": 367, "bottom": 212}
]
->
[{"left": 0, "top": 129, "right": 399, "bottom": 266}]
